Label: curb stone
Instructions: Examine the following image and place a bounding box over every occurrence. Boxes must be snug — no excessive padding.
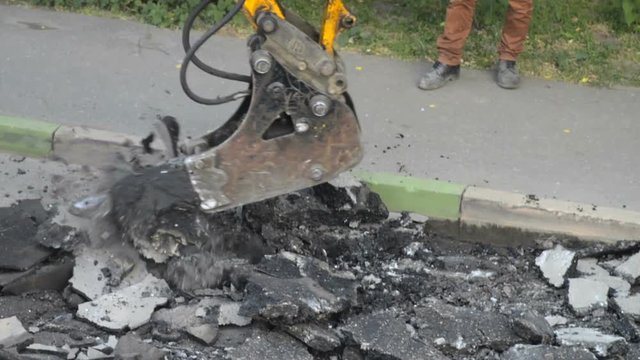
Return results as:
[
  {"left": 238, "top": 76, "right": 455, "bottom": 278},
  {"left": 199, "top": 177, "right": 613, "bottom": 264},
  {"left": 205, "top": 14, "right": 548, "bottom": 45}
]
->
[{"left": 1, "top": 115, "right": 639, "bottom": 246}]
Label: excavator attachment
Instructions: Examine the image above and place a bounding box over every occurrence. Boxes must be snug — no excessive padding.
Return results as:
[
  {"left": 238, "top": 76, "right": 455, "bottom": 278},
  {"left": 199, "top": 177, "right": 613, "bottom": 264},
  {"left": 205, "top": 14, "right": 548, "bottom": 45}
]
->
[{"left": 171, "top": 0, "right": 363, "bottom": 213}]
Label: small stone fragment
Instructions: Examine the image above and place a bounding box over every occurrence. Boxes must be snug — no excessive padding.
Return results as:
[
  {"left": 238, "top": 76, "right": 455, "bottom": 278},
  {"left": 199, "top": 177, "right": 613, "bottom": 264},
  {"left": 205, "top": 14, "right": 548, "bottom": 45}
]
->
[
  {"left": 545, "top": 315, "right": 568, "bottom": 327},
  {"left": 616, "top": 252, "right": 640, "bottom": 283},
  {"left": 0, "top": 316, "right": 31, "bottom": 347},
  {"left": 341, "top": 309, "right": 448, "bottom": 360},
  {"left": 556, "top": 327, "right": 628, "bottom": 358},
  {"left": 24, "top": 343, "right": 69, "bottom": 356},
  {"left": 218, "top": 302, "right": 252, "bottom": 327},
  {"left": 568, "top": 278, "right": 609, "bottom": 316},
  {"left": 77, "top": 275, "right": 171, "bottom": 331},
  {"left": 229, "top": 330, "right": 313, "bottom": 360},
  {"left": 186, "top": 323, "right": 218, "bottom": 345},
  {"left": 510, "top": 310, "right": 554, "bottom": 344},
  {"left": 613, "top": 294, "right": 640, "bottom": 321},
  {"left": 535, "top": 245, "right": 575, "bottom": 288},
  {"left": 501, "top": 344, "right": 596, "bottom": 360},
  {"left": 285, "top": 323, "right": 341, "bottom": 352},
  {"left": 114, "top": 333, "right": 165, "bottom": 360}
]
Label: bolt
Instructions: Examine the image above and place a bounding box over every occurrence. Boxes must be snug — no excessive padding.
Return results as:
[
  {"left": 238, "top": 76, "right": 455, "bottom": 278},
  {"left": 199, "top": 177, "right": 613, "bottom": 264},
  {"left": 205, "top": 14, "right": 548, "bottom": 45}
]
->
[
  {"left": 297, "top": 61, "right": 308, "bottom": 71},
  {"left": 310, "top": 166, "right": 324, "bottom": 181},
  {"left": 295, "top": 119, "right": 310, "bottom": 133},
  {"left": 200, "top": 199, "right": 218, "bottom": 211},
  {"left": 310, "top": 95, "right": 332, "bottom": 117},
  {"left": 258, "top": 14, "right": 277, "bottom": 33},
  {"left": 319, "top": 60, "right": 336, "bottom": 77},
  {"left": 194, "top": 160, "right": 205, "bottom": 170},
  {"left": 251, "top": 50, "right": 273, "bottom": 74},
  {"left": 268, "top": 82, "right": 285, "bottom": 98}
]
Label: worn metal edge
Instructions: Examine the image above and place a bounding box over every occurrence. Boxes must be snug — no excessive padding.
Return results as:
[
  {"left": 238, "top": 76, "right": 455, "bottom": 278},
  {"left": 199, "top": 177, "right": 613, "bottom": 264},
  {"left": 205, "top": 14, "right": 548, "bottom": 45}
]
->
[
  {"left": 0, "top": 115, "right": 59, "bottom": 158},
  {"left": 2, "top": 116, "right": 639, "bottom": 245}
]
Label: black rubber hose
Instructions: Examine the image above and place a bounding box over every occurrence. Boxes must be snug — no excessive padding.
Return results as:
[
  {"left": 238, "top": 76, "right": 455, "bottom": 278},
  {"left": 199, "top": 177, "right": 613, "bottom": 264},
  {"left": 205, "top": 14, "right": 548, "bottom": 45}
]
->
[
  {"left": 182, "top": 0, "right": 251, "bottom": 83},
  {"left": 180, "top": 0, "right": 251, "bottom": 105}
]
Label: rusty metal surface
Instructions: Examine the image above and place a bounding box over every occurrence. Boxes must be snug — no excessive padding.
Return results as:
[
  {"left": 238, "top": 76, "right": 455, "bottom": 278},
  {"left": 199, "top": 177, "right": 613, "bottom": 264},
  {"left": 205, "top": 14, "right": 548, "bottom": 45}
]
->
[{"left": 185, "top": 61, "right": 362, "bottom": 213}]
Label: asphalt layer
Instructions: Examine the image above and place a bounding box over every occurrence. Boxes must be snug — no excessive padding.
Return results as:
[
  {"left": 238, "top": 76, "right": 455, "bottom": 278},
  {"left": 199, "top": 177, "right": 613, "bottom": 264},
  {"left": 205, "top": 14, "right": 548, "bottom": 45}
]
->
[
  {"left": 0, "top": 156, "right": 639, "bottom": 359},
  {"left": 1, "top": 4, "right": 639, "bottom": 211}
]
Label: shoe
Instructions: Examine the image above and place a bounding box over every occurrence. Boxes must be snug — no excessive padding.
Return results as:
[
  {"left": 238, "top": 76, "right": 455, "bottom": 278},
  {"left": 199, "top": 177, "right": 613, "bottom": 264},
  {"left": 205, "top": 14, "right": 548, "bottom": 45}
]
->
[
  {"left": 496, "top": 60, "right": 520, "bottom": 89},
  {"left": 417, "top": 61, "right": 460, "bottom": 90}
]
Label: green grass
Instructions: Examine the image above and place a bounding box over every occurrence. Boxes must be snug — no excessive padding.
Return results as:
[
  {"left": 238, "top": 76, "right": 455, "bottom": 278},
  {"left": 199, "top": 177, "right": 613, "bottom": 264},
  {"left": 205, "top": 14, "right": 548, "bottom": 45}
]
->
[
  {"left": 283, "top": 0, "right": 640, "bottom": 87},
  {"left": 9, "top": 0, "right": 640, "bottom": 87}
]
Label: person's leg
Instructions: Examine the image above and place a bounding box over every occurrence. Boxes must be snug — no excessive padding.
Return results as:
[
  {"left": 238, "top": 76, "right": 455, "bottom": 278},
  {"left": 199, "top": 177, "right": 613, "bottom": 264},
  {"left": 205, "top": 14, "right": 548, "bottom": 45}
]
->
[
  {"left": 496, "top": 0, "right": 533, "bottom": 89},
  {"left": 418, "top": 0, "right": 476, "bottom": 90},
  {"left": 438, "top": 0, "right": 478, "bottom": 66}
]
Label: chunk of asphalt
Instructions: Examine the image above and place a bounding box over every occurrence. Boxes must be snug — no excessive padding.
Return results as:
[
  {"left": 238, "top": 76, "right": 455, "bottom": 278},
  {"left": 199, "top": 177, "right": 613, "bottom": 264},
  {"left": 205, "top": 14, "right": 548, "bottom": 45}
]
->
[
  {"left": 317, "top": 173, "right": 389, "bottom": 223},
  {"left": 576, "top": 258, "right": 610, "bottom": 277},
  {"left": 627, "top": 344, "right": 640, "bottom": 360},
  {"left": 69, "top": 247, "right": 139, "bottom": 301},
  {"left": 240, "top": 252, "right": 358, "bottom": 325},
  {"left": 615, "top": 252, "right": 640, "bottom": 283},
  {"left": 501, "top": 344, "right": 596, "bottom": 360},
  {"left": 583, "top": 274, "right": 631, "bottom": 298},
  {"left": 229, "top": 330, "right": 313, "bottom": 360},
  {"left": 152, "top": 297, "right": 250, "bottom": 332},
  {"left": 114, "top": 333, "right": 165, "bottom": 360},
  {"left": 77, "top": 275, "right": 171, "bottom": 332},
  {"left": 2, "top": 261, "right": 73, "bottom": 295},
  {"left": 555, "top": 327, "right": 628, "bottom": 358},
  {"left": 0, "top": 269, "right": 32, "bottom": 288},
  {"left": 0, "top": 200, "right": 53, "bottom": 271},
  {"left": 568, "top": 278, "right": 609, "bottom": 316},
  {"left": 284, "top": 323, "right": 342, "bottom": 352},
  {"left": 613, "top": 294, "right": 640, "bottom": 321},
  {"left": 510, "top": 309, "right": 555, "bottom": 344},
  {"left": 23, "top": 343, "right": 69, "bottom": 357},
  {"left": 612, "top": 315, "right": 640, "bottom": 343},
  {"left": 535, "top": 245, "right": 576, "bottom": 288},
  {"left": 414, "top": 299, "right": 521, "bottom": 354},
  {"left": 0, "top": 316, "right": 31, "bottom": 347},
  {"left": 341, "top": 309, "right": 448, "bottom": 360},
  {"left": 186, "top": 323, "right": 219, "bottom": 345},
  {"left": 545, "top": 315, "right": 568, "bottom": 327}
]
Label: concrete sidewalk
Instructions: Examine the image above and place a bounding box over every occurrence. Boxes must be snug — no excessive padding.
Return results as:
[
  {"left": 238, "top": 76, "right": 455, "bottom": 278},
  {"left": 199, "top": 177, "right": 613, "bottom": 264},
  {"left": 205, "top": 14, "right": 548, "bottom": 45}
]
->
[{"left": 1, "top": 4, "right": 639, "bottom": 210}]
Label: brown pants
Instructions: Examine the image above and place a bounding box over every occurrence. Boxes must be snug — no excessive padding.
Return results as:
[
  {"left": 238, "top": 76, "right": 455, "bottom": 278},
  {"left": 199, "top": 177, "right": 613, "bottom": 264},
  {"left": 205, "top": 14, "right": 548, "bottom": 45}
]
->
[{"left": 437, "top": 0, "right": 534, "bottom": 66}]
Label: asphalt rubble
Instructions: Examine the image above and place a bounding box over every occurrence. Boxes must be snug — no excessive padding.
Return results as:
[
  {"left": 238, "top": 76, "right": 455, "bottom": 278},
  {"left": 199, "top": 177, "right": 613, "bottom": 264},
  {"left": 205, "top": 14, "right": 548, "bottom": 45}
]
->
[{"left": 0, "top": 155, "right": 639, "bottom": 360}]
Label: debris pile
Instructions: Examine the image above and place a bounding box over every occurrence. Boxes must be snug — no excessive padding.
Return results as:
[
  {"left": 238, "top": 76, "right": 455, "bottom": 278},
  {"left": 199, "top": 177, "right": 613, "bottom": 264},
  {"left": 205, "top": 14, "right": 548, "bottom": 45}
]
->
[{"left": 0, "top": 159, "right": 639, "bottom": 359}]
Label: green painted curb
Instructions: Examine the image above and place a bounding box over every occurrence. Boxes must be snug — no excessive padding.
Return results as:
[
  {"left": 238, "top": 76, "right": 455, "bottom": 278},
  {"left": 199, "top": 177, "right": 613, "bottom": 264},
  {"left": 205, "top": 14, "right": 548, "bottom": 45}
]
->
[
  {"left": 0, "top": 115, "right": 59, "bottom": 157},
  {"left": 354, "top": 171, "right": 466, "bottom": 221}
]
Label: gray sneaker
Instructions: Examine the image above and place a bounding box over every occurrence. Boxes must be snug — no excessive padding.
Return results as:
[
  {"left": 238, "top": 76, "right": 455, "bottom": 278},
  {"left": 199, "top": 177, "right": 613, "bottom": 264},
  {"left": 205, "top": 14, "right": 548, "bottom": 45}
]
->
[
  {"left": 496, "top": 60, "right": 521, "bottom": 89},
  {"left": 417, "top": 61, "right": 460, "bottom": 90}
]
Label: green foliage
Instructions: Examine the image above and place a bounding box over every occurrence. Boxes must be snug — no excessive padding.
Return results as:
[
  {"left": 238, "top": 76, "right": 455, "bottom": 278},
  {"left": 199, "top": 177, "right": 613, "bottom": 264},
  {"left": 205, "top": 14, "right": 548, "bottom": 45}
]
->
[
  {"left": 28, "top": 0, "right": 236, "bottom": 27},
  {"left": 622, "top": 0, "right": 640, "bottom": 26}
]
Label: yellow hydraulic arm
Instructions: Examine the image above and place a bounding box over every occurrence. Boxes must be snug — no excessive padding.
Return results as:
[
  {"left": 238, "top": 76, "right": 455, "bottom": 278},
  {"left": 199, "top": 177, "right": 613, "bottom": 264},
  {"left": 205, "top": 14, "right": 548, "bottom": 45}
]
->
[{"left": 243, "top": 0, "right": 356, "bottom": 55}]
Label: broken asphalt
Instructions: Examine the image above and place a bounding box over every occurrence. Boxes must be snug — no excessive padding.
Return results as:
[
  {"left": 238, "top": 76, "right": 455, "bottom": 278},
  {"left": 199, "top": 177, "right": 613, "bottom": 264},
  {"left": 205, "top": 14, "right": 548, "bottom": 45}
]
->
[{"left": 0, "top": 4, "right": 639, "bottom": 210}]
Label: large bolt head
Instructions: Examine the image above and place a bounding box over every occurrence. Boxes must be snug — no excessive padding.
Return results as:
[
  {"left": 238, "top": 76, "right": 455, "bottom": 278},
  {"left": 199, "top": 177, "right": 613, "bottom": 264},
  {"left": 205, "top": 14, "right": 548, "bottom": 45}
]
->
[
  {"left": 257, "top": 14, "right": 277, "bottom": 33},
  {"left": 310, "top": 165, "right": 324, "bottom": 181},
  {"left": 251, "top": 50, "right": 273, "bottom": 74},
  {"left": 310, "top": 95, "right": 332, "bottom": 117}
]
